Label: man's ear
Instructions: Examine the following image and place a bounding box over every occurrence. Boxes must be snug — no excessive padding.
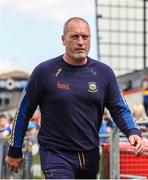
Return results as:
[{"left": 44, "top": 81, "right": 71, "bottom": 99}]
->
[{"left": 62, "top": 35, "right": 65, "bottom": 46}]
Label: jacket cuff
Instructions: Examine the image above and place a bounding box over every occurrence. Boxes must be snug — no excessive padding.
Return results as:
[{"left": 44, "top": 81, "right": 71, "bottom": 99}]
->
[
  {"left": 126, "top": 128, "right": 142, "bottom": 138},
  {"left": 7, "top": 146, "right": 22, "bottom": 158}
]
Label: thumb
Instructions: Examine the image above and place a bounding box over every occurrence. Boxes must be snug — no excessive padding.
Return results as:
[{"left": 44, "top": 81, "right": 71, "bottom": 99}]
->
[{"left": 129, "top": 136, "right": 135, "bottom": 146}]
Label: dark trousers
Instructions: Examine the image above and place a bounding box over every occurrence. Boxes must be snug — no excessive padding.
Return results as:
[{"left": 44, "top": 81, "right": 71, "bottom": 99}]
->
[{"left": 39, "top": 147, "right": 99, "bottom": 179}]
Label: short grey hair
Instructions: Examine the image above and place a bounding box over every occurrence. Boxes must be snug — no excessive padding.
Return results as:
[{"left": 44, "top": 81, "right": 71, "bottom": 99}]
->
[{"left": 63, "top": 17, "right": 90, "bottom": 35}]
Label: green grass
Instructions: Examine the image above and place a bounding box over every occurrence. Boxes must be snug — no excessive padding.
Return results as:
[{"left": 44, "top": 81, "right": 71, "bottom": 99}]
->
[{"left": 32, "top": 154, "right": 44, "bottom": 179}]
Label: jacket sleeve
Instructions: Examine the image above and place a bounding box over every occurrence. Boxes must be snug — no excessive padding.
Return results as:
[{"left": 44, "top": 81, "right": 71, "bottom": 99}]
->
[
  {"left": 105, "top": 68, "right": 142, "bottom": 138},
  {"left": 8, "top": 64, "right": 46, "bottom": 158}
]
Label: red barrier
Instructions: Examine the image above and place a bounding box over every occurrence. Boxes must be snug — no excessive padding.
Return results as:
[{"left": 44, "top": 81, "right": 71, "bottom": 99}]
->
[{"left": 101, "top": 139, "right": 148, "bottom": 179}]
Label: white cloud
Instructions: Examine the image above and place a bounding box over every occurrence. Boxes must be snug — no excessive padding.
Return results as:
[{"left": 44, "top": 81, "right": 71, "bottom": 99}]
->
[
  {"left": 1, "top": 0, "right": 95, "bottom": 23},
  {"left": 0, "top": 58, "right": 33, "bottom": 73},
  {"left": 0, "top": 0, "right": 96, "bottom": 73},
  {"left": 0, "top": 59, "right": 15, "bottom": 73}
]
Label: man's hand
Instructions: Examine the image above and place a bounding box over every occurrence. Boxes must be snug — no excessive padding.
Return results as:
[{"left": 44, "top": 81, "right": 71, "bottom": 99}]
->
[
  {"left": 128, "top": 135, "right": 144, "bottom": 156},
  {"left": 5, "top": 155, "right": 23, "bottom": 173}
]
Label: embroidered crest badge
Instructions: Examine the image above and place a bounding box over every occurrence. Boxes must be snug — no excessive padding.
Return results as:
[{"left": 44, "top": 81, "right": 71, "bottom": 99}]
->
[{"left": 88, "top": 82, "right": 98, "bottom": 92}]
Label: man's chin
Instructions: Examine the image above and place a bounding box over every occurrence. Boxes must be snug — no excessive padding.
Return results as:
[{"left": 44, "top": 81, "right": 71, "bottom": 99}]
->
[{"left": 74, "top": 54, "right": 87, "bottom": 61}]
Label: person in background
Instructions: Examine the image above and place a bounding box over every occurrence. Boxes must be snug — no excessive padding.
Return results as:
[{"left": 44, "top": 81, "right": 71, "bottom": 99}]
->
[
  {"left": 102, "top": 110, "right": 114, "bottom": 128},
  {"left": 26, "top": 122, "right": 38, "bottom": 136},
  {"left": 132, "top": 104, "right": 148, "bottom": 121},
  {"left": 7, "top": 114, "right": 15, "bottom": 130},
  {"left": 0, "top": 114, "right": 11, "bottom": 138},
  {"left": 143, "top": 79, "right": 148, "bottom": 116},
  {"left": 30, "top": 108, "right": 41, "bottom": 130},
  {"left": 22, "top": 122, "right": 38, "bottom": 179},
  {"left": 99, "top": 111, "right": 112, "bottom": 144},
  {"left": 5, "top": 17, "right": 144, "bottom": 179},
  {"left": 123, "top": 80, "right": 132, "bottom": 92},
  {"left": 0, "top": 114, "right": 12, "bottom": 179},
  {"left": 132, "top": 104, "right": 148, "bottom": 133}
]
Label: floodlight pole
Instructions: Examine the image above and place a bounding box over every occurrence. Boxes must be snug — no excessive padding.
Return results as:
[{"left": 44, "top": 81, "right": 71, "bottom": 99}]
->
[
  {"left": 143, "top": 0, "right": 147, "bottom": 69},
  {"left": 95, "top": 0, "right": 102, "bottom": 60}
]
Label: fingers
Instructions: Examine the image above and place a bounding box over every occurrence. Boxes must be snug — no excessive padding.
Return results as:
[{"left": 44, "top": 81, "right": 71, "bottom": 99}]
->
[
  {"left": 5, "top": 156, "right": 23, "bottom": 173},
  {"left": 7, "top": 163, "right": 20, "bottom": 173},
  {"left": 10, "top": 165, "right": 19, "bottom": 173},
  {"left": 129, "top": 135, "right": 144, "bottom": 156},
  {"left": 135, "top": 141, "right": 144, "bottom": 156}
]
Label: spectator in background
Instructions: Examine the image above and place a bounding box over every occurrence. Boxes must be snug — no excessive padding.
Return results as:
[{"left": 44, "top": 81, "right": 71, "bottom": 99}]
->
[
  {"left": 7, "top": 114, "right": 14, "bottom": 130},
  {"left": 123, "top": 80, "right": 132, "bottom": 92},
  {"left": 0, "top": 114, "right": 12, "bottom": 179},
  {"left": 132, "top": 104, "right": 148, "bottom": 121},
  {"left": 30, "top": 108, "right": 41, "bottom": 130},
  {"left": 102, "top": 111, "right": 114, "bottom": 128},
  {"left": 0, "top": 114, "right": 11, "bottom": 138},
  {"left": 143, "top": 79, "right": 148, "bottom": 116},
  {"left": 22, "top": 122, "right": 38, "bottom": 179},
  {"left": 99, "top": 111, "right": 112, "bottom": 144},
  {"left": 26, "top": 122, "right": 38, "bottom": 136},
  {"left": 132, "top": 104, "right": 148, "bottom": 133}
]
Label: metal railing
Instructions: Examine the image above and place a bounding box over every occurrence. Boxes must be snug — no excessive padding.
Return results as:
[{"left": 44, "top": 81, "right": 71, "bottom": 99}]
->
[
  {"left": 99, "top": 120, "right": 148, "bottom": 179},
  {"left": 0, "top": 121, "right": 148, "bottom": 179},
  {"left": 0, "top": 136, "right": 42, "bottom": 179}
]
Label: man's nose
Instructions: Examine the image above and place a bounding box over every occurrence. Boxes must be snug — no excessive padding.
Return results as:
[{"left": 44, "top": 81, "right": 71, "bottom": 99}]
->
[{"left": 77, "top": 36, "right": 84, "bottom": 44}]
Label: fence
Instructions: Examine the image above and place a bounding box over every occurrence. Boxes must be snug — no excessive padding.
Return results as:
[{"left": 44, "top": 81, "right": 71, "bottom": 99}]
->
[
  {"left": 0, "top": 121, "right": 148, "bottom": 179},
  {"left": 99, "top": 120, "right": 148, "bottom": 179},
  {"left": 0, "top": 136, "right": 43, "bottom": 179}
]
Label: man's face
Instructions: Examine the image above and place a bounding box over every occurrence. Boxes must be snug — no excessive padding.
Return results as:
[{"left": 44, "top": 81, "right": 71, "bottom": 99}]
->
[
  {"left": 62, "top": 20, "right": 91, "bottom": 62},
  {"left": 0, "top": 118, "right": 7, "bottom": 129}
]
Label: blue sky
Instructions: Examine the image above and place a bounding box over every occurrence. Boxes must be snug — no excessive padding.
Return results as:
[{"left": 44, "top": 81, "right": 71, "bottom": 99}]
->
[{"left": 0, "top": 0, "right": 97, "bottom": 74}]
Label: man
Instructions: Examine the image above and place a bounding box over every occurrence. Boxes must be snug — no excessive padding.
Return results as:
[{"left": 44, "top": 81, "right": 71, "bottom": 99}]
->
[{"left": 5, "top": 17, "right": 144, "bottom": 179}]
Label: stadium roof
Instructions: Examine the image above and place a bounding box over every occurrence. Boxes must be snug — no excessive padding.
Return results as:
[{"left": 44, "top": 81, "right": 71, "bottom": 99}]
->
[{"left": 0, "top": 70, "right": 30, "bottom": 80}]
